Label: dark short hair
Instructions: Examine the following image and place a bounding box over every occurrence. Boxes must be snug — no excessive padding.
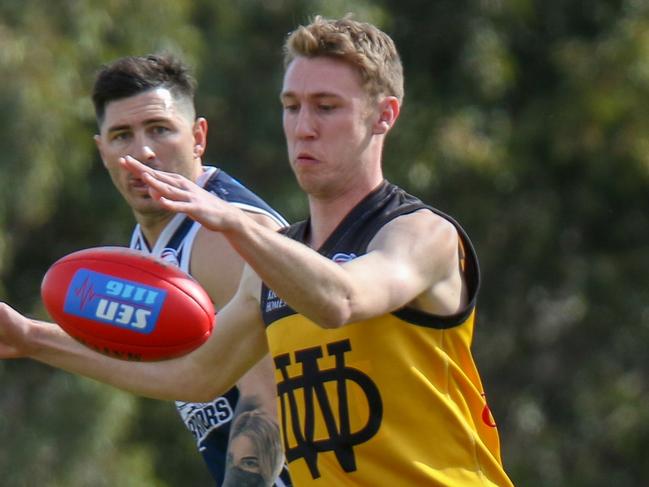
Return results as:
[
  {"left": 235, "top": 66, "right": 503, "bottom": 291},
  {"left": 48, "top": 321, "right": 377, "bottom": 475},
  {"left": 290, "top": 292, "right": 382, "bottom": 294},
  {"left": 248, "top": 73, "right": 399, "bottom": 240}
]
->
[{"left": 92, "top": 53, "right": 197, "bottom": 123}]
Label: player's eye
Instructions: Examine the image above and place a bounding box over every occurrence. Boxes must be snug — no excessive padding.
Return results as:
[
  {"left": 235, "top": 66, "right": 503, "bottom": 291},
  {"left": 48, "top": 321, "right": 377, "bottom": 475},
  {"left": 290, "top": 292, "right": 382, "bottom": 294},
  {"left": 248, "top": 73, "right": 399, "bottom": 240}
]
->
[
  {"left": 151, "top": 126, "right": 171, "bottom": 135},
  {"left": 110, "top": 131, "right": 130, "bottom": 142}
]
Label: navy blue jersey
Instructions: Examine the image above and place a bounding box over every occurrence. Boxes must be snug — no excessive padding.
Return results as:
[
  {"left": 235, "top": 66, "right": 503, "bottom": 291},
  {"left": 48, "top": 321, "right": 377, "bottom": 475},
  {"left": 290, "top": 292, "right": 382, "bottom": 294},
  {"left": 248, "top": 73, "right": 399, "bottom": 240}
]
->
[{"left": 131, "top": 166, "right": 291, "bottom": 486}]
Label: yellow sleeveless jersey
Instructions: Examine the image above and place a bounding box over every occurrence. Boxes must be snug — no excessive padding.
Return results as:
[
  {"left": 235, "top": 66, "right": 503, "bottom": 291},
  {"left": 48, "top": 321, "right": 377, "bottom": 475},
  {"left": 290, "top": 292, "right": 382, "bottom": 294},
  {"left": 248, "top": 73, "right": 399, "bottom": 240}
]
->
[{"left": 261, "top": 181, "right": 513, "bottom": 486}]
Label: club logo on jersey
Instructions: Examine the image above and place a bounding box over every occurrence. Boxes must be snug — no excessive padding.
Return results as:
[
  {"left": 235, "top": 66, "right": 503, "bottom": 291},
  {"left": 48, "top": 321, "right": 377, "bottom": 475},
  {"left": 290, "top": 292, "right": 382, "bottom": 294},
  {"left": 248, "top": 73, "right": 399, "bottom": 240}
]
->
[
  {"left": 274, "top": 339, "right": 382, "bottom": 479},
  {"left": 64, "top": 269, "right": 167, "bottom": 334},
  {"left": 160, "top": 247, "right": 180, "bottom": 266},
  {"left": 331, "top": 252, "right": 357, "bottom": 263}
]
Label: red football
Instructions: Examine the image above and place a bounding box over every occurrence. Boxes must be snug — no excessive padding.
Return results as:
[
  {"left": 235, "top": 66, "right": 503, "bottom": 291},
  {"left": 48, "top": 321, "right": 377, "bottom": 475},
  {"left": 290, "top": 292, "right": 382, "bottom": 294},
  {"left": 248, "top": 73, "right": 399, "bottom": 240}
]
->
[{"left": 41, "top": 246, "right": 214, "bottom": 361}]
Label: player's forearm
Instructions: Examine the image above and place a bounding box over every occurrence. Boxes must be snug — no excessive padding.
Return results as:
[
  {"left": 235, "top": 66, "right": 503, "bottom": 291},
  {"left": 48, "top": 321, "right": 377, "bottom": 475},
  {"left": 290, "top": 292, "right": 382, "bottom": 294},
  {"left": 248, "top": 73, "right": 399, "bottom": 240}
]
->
[
  {"left": 28, "top": 319, "right": 212, "bottom": 401},
  {"left": 223, "top": 218, "right": 357, "bottom": 328}
]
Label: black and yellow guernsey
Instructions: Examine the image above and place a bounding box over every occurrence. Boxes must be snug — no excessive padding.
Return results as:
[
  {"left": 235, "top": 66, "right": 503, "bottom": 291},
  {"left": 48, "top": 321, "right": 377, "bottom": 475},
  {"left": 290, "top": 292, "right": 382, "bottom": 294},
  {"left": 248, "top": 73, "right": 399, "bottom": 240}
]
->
[{"left": 261, "top": 181, "right": 513, "bottom": 486}]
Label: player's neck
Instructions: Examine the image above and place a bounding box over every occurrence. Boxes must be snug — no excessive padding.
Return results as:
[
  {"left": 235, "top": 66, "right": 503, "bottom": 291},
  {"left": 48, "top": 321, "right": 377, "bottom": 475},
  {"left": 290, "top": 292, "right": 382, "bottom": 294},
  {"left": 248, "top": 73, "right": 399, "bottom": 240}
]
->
[
  {"left": 307, "top": 178, "right": 383, "bottom": 250},
  {"left": 135, "top": 212, "right": 175, "bottom": 249}
]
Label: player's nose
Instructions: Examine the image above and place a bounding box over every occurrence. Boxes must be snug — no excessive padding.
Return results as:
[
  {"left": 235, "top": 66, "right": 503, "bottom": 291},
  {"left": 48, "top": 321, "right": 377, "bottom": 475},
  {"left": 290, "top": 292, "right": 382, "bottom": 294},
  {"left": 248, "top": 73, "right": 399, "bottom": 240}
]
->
[
  {"left": 294, "top": 107, "right": 317, "bottom": 139},
  {"left": 134, "top": 143, "right": 156, "bottom": 164}
]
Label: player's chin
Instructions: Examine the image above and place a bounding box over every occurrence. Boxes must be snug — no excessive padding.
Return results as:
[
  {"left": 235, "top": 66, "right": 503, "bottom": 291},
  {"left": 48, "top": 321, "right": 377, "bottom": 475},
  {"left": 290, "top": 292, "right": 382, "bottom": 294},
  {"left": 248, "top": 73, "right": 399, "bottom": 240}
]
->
[
  {"left": 294, "top": 174, "right": 331, "bottom": 197},
  {"left": 131, "top": 199, "right": 169, "bottom": 217},
  {"left": 129, "top": 190, "right": 157, "bottom": 204}
]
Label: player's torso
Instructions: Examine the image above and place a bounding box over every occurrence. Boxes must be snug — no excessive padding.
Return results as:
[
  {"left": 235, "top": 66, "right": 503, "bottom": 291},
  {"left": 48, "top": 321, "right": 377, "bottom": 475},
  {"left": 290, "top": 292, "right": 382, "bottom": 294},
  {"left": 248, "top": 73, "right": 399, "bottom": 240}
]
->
[
  {"left": 131, "top": 165, "right": 288, "bottom": 484},
  {"left": 261, "top": 181, "right": 512, "bottom": 486}
]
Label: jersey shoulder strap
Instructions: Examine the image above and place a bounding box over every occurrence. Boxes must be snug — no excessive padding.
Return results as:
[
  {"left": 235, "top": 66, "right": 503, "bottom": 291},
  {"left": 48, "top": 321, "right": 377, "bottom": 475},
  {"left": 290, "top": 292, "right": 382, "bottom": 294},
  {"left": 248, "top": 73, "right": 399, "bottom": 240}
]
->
[{"left": 205, "top": 168, "right": 288, "bottom": 228}]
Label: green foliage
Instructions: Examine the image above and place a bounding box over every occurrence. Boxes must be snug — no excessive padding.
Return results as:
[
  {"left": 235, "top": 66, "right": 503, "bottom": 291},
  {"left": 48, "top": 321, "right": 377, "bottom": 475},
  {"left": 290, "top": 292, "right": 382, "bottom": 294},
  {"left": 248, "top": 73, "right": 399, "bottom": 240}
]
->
[
  {"left": 1, "top": 1, "right": 648, "bottom": 485},
  {"left": 0, "top": 1, "right": 208, "bottom": 485}
]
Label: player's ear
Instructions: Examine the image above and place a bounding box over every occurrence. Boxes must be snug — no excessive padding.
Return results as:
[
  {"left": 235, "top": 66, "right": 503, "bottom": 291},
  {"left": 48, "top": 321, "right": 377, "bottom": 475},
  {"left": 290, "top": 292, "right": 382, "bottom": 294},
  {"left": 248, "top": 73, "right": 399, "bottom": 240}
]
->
[
  {"left": 193, "top": 117, "right": 208, "bottom": 158},
  {"left": 94, "top": 134, "right": 108, "bottom": 168},
  {"left": 372, "top": 96, "right": 400, "bottom": 135}
]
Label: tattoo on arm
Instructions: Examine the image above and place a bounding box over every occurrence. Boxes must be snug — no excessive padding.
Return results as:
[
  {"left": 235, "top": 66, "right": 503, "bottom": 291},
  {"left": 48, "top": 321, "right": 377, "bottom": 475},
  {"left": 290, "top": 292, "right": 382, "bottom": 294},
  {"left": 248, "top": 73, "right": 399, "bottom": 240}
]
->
[{"left": 223, "top": 396, "right": 283, "bottom": 487}]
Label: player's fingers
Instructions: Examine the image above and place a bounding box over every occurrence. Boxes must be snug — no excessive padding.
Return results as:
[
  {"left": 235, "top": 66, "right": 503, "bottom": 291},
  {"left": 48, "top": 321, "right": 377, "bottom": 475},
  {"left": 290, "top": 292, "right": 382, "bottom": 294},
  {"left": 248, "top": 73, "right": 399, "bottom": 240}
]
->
[
  {"left": 121, "top": 156, "right": 153, "bottom": 177},
  {"left": 157, "top": 196, "right": 198, "bottom": 216},
  {"left": 145, "top": 167, "right": 187, "bottom": 186},
  {"left": 142, "top": 173, "right": 190, "bottom": 201},
  {"left": 121, "top": 156, "right": 182, "bottom": 186}
]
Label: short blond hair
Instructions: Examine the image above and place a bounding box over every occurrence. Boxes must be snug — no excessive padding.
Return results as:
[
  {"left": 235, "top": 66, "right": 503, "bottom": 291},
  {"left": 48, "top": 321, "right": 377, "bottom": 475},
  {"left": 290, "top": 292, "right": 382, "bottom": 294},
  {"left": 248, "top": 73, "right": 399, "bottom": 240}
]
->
[{"left": 284, "top": 15, "right": 404, "bottom": 103}]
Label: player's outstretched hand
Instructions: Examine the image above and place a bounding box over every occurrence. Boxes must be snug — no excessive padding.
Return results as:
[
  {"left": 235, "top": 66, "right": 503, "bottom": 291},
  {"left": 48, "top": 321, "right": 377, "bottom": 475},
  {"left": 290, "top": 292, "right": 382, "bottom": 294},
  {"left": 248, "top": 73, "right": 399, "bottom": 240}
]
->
[
  {"left": 119, "top": 156, "right": 243, "bottom": 233},
  {"left": 0, "top": 302, "right": 32, "bottom": 358}
]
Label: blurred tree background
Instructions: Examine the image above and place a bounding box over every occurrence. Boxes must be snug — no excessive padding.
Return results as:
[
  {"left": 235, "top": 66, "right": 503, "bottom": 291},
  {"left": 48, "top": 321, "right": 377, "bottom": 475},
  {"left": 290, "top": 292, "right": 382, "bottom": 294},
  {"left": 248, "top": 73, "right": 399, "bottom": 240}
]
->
[{"left": 0, "top": 0, "right": 647, "bottom": 485}]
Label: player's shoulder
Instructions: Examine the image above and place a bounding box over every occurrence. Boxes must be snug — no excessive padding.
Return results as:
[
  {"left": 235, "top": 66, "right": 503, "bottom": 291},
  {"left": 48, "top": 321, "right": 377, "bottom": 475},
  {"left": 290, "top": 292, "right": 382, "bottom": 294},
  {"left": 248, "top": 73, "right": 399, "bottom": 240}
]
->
[
  {"left": 203, "top": 166, "right": 260, "bottom": 203},
  {"left": 203, "top": 166, "right": 287, "bottom": 230},
  {"left": 190, "top": 226, "right": 246, "bottom": 276},
  {"left": 189, "top": 227, "right": 246, "bottom": 306},
  {"left": 373, "top": 208, "right": 459, "bottom": 249}
]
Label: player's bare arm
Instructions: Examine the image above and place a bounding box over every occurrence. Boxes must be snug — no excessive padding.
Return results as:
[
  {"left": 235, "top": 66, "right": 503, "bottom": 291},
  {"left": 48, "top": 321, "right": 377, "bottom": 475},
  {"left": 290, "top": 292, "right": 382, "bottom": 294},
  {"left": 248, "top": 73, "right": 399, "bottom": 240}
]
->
[
  {"left": 0, "top": 303, "right": 36, "bottom": 359},
  {"left": 191, "top": 228, "right": 247, "bottom": 310},
  {"left": 192, "top": 224, "right": 284, "bottom": 487},
  {"left": 223, "top": 363, "right": 284, "bottom": 487},
  {"left": 0, "top": 266, "right": 269, "bottom": 401},
  {"left": 118, "top": 155, "right": 466, "bottom": 327},
  {"left": 226, "top": 209, "right": 467, "bottom": 325},
  {"left": 191, "top": 212, "right": 282, "bottom": 310}
]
